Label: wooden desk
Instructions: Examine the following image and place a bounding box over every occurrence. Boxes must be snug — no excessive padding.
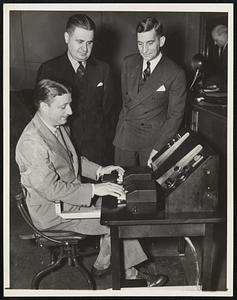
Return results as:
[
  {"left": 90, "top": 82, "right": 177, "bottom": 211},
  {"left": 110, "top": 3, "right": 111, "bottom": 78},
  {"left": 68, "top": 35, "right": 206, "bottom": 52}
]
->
[{"left": 101, "top": 197, "right": 224, "bottom": 290}]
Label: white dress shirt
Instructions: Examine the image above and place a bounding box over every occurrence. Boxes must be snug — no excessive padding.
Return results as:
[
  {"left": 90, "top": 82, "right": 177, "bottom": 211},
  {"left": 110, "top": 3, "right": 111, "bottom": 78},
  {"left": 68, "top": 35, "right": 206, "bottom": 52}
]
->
[
  {"left": 142, "top": 52, "right": 163, "bottom": 77},
  {"left": 67, "top": 51, "right": 86, "bottom": 72}
]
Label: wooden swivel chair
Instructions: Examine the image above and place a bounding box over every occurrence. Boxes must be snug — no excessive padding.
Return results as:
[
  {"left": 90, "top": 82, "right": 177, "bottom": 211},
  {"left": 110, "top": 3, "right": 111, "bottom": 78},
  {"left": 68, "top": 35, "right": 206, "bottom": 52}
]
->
[{"left": 16, "top": 186, "right": 98, "bottom": 289}]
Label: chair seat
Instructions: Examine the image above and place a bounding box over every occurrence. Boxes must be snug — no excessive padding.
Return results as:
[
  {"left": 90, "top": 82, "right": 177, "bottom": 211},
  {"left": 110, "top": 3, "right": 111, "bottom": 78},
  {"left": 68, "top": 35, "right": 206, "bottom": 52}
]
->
[
  {"left": 37, "top": 231, "right": 86, "bottom": 247},
  {"left": 19, "top": 230, "right": 87, "bottom": 246}
]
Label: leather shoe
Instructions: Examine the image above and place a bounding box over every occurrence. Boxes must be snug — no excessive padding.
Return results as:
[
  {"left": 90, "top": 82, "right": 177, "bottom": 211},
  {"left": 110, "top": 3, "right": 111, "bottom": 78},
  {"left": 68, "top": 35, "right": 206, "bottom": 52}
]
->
[
  {"left": 91, "top": 265, "right": 111, "bottom": 278},
  {"left": 137, "top": 271, "right": 168, "bottom": 287}
]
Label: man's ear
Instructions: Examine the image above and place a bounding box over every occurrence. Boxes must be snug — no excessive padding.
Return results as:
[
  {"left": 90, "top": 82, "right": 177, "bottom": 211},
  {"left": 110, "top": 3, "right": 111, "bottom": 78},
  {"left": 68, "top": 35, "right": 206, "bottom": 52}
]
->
[
  {"left": 64, "top": 32, "right": 69, "bottom": 44},
  {"left": 40, "top": 102, "right": 48, "bottom": 112},
  {"left": 160, "top": 36, "right": 166, "bottom": 48}
]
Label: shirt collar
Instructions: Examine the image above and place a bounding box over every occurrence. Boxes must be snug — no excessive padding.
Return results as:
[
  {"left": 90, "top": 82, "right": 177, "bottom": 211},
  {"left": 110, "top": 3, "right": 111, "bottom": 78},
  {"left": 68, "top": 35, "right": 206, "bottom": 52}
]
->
[
  {"left": 67, "top": 51, "right": 86, "bottom": 72},
  {"left": 143, "top": 52, "right": 163, "bottom": 73},
  {"left": 222, "top": 42, "right": 228, "bottom": 51},
  {"left": 37, "top": 112, "right": 59, "bottom": 135}
]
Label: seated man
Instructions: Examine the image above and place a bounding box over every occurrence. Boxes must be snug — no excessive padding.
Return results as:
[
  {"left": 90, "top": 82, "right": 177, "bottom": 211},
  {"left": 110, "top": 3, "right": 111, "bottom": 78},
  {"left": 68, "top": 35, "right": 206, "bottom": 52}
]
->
[{"left": 15, "top": 79, "right": 167, "bottom": 287}]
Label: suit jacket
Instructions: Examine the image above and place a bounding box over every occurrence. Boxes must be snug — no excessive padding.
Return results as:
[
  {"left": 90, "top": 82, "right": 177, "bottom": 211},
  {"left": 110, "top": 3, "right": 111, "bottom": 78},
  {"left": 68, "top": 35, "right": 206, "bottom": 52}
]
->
[
  {"left": 113, "top": 53, "right": 187, "bottom": 152},
  {"left": 220, "top": 44, "right": 227, "bottom": 91},
  {"left": 37, "top": 53, "right": 114, "bottom": 164},
  {"left": 15, "top": 113, "right": 101, "bottom": 230}
]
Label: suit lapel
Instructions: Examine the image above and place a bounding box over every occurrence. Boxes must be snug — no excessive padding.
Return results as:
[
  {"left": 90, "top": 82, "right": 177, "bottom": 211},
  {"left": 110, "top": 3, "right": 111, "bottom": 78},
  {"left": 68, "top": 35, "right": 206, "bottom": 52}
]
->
[
  {"left": 85, "top": 57, "right": 99, "bottom": 88},
  {"left": 62, "top": 53, "right": 77, "bottom": 82},
  {"left": 33, "top": 114, "right": 75, "bottom": 172},
  {"left": 130, "top": 55, "right": 168, "bottom": 109},
  {"left": 127, "top": 56, "right": 142, "bottom": 100}
]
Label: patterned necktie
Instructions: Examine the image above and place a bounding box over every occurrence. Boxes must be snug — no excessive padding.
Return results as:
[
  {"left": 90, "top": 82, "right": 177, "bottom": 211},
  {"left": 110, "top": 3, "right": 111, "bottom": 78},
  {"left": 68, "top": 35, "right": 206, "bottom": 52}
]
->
[
  {"left": 76, "top": 62, "right": 86, "bottom": 79},
  {"left": 143, "top": 61, "right": 151, "bottom": 82}
]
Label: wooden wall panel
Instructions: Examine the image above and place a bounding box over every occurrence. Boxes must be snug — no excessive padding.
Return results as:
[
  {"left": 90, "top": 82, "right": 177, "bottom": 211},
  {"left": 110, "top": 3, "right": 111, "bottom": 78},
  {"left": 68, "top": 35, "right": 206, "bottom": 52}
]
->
[{"left": 10, "top": 11, "right": 202, "bottom": 90}]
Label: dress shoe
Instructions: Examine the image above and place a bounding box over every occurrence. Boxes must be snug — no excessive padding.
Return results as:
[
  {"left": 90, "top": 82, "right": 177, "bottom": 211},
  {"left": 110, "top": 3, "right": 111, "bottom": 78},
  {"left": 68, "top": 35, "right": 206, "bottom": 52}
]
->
[
  {"left": 91, "top": 265, "right": 111, "bottom": 278},
  {"left": 136, "top": 271, "right": 168, "bottom": 287}
]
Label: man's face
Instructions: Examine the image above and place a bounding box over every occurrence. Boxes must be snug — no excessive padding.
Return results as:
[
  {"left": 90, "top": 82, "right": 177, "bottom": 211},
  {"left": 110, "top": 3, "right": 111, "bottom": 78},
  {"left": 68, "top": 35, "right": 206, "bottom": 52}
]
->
[
  {"left": 137, "top": 28, "right": 165, "bottom": 61},
  {"left": 212, "top": 31, "right": 227, "bottom": 48},
  {"left": 42, "top": 93, "right": 72, "bottom": 127},
  {"left": 64, "top": 27, "right": 94, "bottom": 62}
]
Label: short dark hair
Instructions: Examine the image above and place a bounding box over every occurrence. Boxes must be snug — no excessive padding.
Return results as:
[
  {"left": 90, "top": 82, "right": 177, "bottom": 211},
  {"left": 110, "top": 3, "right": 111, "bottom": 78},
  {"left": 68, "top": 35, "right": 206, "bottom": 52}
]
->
[
  {"left": 66, "top": 14, "right": 96, "bottom": 34},
  {"left": 136, "top": 17, "right": 163, "bottom": 37},
  {"left": 34, "top": 79, "right": 71, "bottom": 109}
]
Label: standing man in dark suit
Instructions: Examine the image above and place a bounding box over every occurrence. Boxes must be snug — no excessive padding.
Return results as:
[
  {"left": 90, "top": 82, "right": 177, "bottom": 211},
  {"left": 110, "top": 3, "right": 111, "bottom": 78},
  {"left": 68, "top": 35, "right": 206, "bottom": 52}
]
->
[
  {"left": 37, "top": 14, "right": 114, "bottom": 166},
  {"left": 211, "top": 24, "right": 228, "bottom": 91},
  {"left": 113, "top": 17, "right": 186, "bottom": 167}
]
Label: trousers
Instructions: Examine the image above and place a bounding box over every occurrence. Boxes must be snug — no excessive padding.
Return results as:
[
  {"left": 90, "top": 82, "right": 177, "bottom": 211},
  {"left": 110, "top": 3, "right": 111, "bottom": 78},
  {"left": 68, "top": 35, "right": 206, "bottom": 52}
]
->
[
  {"left": 114, "top": 146, "right": 152, "bottom": 167},
  {"left": 48, "top": 207, "right": 147, "bottom": 270}
]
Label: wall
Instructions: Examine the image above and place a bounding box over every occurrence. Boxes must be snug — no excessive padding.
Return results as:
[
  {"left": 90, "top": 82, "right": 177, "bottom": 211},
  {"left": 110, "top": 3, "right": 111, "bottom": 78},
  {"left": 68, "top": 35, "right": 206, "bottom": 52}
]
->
[{"left": 10, "top": 10, "right": 201, "bottom": 91}]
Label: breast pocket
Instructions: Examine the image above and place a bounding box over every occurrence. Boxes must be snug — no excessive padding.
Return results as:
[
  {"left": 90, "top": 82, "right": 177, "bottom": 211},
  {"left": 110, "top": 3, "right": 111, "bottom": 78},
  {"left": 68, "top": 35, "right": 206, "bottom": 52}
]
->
[
  {"left": 153, "top": 91, "right": 168, "bottom": 99},
  {"left": 152, "top": 91, "right": 168, "bottom": 107}
]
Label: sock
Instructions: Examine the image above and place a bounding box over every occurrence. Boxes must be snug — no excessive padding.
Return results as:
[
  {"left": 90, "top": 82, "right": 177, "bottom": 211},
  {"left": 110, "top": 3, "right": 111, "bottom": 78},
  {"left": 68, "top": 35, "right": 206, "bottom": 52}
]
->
[{"left": 125, "top": 267, "right": 138, "bottom": 279}]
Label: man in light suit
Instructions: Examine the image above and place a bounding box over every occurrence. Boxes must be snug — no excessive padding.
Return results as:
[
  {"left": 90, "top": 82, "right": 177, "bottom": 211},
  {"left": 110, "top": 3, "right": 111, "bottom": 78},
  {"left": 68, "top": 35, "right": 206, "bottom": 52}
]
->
[
  {"left": 15, "top": 79, "right": 167, "bottom": 286},
  {"left": 37, "top": 14, "right": 115, "bottom": 165},
  {"left": 113, "top": 17, "right": 186, "bottom": 167}
]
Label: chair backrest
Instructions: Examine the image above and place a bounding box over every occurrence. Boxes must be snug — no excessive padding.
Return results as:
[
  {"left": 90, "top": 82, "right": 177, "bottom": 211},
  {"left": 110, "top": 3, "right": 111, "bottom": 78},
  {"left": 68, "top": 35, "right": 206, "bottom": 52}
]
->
[{"left": 16, "top": 185, "right": 64, "bottom": 245}]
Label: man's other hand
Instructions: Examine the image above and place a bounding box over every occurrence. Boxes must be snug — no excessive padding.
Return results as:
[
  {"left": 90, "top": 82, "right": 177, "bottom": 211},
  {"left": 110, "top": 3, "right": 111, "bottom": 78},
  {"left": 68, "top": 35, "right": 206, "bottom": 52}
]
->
[
  {"left": 100, "top": 165, "right": 125, "bottom": 181},
  {"left": 147, "top": 149, "right": 158, "bottom": 167},
  {"left": 94, "top": 182, "right": 126, "bottom": 198}
]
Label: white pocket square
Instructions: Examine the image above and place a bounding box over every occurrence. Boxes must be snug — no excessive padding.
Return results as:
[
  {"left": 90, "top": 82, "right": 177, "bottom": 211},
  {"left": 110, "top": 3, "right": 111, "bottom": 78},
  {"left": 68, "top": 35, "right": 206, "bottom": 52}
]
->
[
  {"left": 97, "top": 82, "right": 103, "bottom": 87},
  {"left": 156, "top": 85, "right": 166, "bottom": 92}
]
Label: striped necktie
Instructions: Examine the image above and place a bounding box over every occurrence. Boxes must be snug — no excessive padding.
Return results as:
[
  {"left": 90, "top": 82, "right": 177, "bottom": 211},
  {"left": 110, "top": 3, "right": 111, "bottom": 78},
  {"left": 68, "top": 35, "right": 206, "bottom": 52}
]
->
[
  {"left": 76, "top": 62, "right": 86, "bottom": 79},
  {"left": 143, "top": 61, "right": 151, "bottom": 82}
]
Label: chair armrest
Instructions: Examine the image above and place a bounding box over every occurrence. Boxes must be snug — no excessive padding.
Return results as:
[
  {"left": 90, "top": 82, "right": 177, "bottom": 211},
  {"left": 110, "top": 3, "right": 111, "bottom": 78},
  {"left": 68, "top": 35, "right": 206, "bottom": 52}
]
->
[
  {"left": 54, "top": 201, "right": 101, "bottom": 219},
  {"left": 55, "top": 201, "right": 62, "bottom": 214}
]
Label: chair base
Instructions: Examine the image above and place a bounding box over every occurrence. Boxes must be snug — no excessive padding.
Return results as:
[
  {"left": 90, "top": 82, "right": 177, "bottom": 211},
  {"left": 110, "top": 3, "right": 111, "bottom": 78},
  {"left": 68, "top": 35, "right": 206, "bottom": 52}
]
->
[{"left": 31, "top": 244, "right": 95, "bottom": 289}]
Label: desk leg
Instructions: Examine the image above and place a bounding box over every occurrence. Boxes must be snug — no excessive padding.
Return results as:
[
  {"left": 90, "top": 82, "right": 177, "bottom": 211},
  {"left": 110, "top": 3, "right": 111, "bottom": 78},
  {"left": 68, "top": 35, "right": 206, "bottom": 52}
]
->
[
  {"left": 202, "top": 223, "right": 214, "bottom": 290},
  {"left": 111, "top": 226, "right": 121, "bottom": 290},
  {"left": 178, "top": 237, "right": 186, "bottom": 255}
]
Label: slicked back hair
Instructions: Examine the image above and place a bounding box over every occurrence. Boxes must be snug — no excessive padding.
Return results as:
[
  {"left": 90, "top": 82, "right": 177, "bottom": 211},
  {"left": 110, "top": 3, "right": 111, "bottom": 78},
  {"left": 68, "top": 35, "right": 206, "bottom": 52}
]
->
[
  {"left": 34, "top": 79, "right": 71, "bottom": 109},
  {"left": 136, "top": 17, "right": 163, "bottom": 37},
  {"left": 66, "top": 14, "right": 96, "bottom": 35}
]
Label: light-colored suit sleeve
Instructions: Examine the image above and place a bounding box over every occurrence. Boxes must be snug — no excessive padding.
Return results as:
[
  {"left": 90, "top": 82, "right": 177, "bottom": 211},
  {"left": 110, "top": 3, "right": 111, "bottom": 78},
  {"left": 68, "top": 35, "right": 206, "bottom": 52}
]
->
[
  {"left": 17, "top": 139, "right": 96, "bottom": 207},
  {"left": 154, "top": 69, "right": 186, "bottom": 151},
  {"left": 81, "top": 156, "right": 101, "bottom": 180}
]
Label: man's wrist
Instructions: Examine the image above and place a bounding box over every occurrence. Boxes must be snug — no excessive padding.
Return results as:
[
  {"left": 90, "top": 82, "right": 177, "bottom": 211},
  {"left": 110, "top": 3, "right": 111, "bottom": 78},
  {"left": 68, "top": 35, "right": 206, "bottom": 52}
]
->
[{"left": 96, "top": 166, "right": 103, "bottom": 180}]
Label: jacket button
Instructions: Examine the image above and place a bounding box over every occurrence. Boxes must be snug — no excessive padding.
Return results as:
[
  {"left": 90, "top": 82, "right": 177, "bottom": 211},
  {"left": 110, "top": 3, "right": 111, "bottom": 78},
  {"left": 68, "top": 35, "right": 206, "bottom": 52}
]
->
[{"left": 141, "top": 123, "right": 144, "bottom": 126}]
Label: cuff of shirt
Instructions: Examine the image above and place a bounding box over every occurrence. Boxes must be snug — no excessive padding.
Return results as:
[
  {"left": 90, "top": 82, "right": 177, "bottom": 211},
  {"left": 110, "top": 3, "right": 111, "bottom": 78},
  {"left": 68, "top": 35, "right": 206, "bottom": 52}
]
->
[
  {"left": 96, "top": 166, "right": 103, "bottom": 180},
  {"left": 91, "top": 183, "right": 95, "bottom": 198}
]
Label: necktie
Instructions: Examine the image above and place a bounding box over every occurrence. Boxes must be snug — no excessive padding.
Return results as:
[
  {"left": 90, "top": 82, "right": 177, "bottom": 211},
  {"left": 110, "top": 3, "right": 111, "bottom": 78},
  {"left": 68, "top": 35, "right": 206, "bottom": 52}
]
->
[
  {"left": 76, "top": 62, "right": 86, "bottom": 79},
  {"left": 55, "top": 127, "right": 74, "bottom": 163},
  {"left": 143, "top": 61, "right": 151, "bottom": 82},
  {"left": 55, "top": 127, "right": 66, "bottom": 148}
]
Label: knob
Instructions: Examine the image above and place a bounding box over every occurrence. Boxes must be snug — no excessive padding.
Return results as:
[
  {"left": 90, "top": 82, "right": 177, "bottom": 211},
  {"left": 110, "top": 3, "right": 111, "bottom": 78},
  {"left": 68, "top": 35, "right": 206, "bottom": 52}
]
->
[
  {"left": 174, "top": 166, "right": 180, "bottom": 172},
  {"left": 183, "top": 165, "right": 190, "bottom": 173},
  {"left": 177, "top": 172, "right": 186, "bottom": 182},
  {"left": 165, "top": 178, "right": 176, "bottom": 189}
]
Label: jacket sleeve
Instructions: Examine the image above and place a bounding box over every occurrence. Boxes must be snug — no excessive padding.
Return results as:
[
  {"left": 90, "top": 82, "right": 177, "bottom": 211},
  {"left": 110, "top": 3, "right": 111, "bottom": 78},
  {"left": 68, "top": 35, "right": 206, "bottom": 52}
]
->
[
  {"left": 154, "top": 69, "right": 187, "bottom": 151},
  {"left": 81, "top": 156, "right": 101, "bottom": 180},
  {"left": 17, "top": 139, "right": 93, "bottom": 207},
  {"left": 102, "top": 63, "right": 114, "bottom": 116}
]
